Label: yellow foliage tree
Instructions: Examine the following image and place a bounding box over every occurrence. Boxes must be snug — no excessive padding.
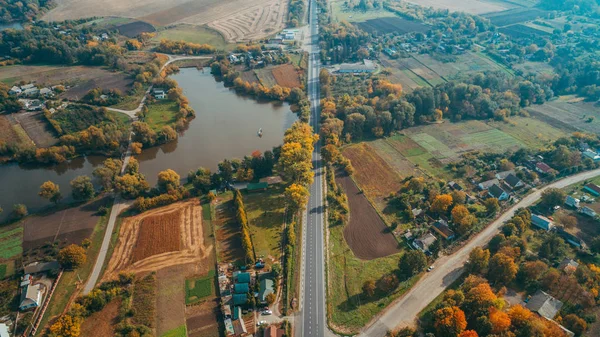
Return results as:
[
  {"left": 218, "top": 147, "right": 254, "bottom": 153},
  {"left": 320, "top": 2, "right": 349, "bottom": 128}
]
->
[
  {"left": 49, "top": 314, "right": 82, "bottom": 337},
  {"left": 285, "top": 183, "right": 309, "bottom": 212},
  {"left": 431, "top": 194, "right": 453, "bottom": 213}
]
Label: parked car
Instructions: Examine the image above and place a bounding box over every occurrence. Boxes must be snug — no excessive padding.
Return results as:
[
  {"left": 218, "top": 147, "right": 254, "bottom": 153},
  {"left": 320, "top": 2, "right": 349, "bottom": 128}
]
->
[{"left": 427, "top": 265, "right": 435, "bottom": 272}]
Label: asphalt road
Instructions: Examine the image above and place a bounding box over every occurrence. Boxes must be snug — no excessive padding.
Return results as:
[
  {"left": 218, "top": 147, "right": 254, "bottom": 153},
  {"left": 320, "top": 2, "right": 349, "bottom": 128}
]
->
[
  {"left": 297, "top": 1, "right": 327, "bottom": 336},
  {"left": 359, "top": 168, "right": 600, "bottom": 337}
]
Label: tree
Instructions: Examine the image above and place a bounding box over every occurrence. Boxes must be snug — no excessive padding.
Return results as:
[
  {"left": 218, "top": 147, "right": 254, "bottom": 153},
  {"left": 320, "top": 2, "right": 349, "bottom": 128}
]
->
[
  {"left": 463, "top": 282, "right": 497, "bottom": 318},
  {"left": 39, "top": 181, "right": 62, "bottom": 204},
  {"left": 434, "top": 306, "right": 467, "bottom": 337},
  {"left": 399, "top": 250, "right": 427, "bottom": 277},
  {"left": 363, "top": 279, "right": 376, "bottom": 297},
  {"left": 518, "top": 260, "right": 548, "bottom": 285},
  {"left": 207, "top": 192, "right": 216, "bottom": 202},
  {"left": 541, "top": 188, "right": 566, "bottom": 208},
  {"left": 12, "top": 204, "right": 28, "bottom": 219},
  {"left": 452, "top": 205, "right": 476, "bottom": 235},
  {"left": 466, "top": 247, "right": 490, "bottom": 274},
  {"left": 157, "top": 169, "right": 181, "bottom": 192},
  {"left": 489, "top": 307, "right": 511, "bottom": 334},
  {"left": 93, "top": 158, "right": 122, "bottom": 190},
  {"left": 58, "top": 244, "right": 87, "bottom": 269},
  {"left": 115, "top": 174, "right": 149, "bottom": 199},
  {"left": 487, "top": 253, "right": 518, "bottom": 285},
  {"left": 285, "top": 183, "right": 309, "bottom": 212},
  {"left": 48, "top": 314, "right": 82, "bottom": 337},
  {"left": 562, "top": 314, "right": 587, "bottom": 336},
  {"left": 265, "top": 292, "right": 277, "bottom": 306},
  {"left": 484, "top": 198, "right": 500, "bottom": 214},
  {"left": 508, "top": 305, "right": 533, "bottom": 329},
  {"left": 431, "top": 194, "right": 453, "bottom": 213},
  {"left": 539, "top": 234, "right": 567, "bottom": 262},
  {"left": 377, "top": 273, "right": 399, "bottom": 292},
  {"left": 458, "top": 331, "right": 479, "bottom": 337},
  {"left": 189, "top": 167, "right": 212, "bottom": 193},
  {"left": 70, "top": 176, "right": 94, "bottom": 201},
  {"left": 557, "top": 212, "right": 577, "bottom": 228}
]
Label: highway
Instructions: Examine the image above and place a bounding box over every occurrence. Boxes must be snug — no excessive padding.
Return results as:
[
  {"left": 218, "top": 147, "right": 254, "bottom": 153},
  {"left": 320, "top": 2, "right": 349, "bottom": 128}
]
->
[{"left": 296, "top": 0, "right": 328, "bottom": 336}]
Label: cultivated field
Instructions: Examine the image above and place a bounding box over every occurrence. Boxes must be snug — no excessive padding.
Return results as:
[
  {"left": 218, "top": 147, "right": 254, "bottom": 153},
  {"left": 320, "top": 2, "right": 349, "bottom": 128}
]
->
[
  {"left": 45, "top": 0, "right": 288, "bottom": 42},
  {"left": 255, "top": 64, "right": 302, "bottom": 88},
  {"left": 484, "top": 7, "right": 547, "bottom": 27},
  {"left": 215, "top": 192, "right": 245, "bottom": 265},
  {"left": 116, "top": 21, "right": 156, "bottom": 37},
  {"left": 8, "top": 112, "right": 58, "bottom": 148},
  {"left": 103, "top": 199, "right": 211, "bottom": 279},
  {"left": 404, "top": 0, "right": 510, "bottom": 14},
  {"left": 185, "top": 296, "right": 220, "bottom": 337},
  {"left": 357, "top": 17, "right": 429, "bottom": 35},
  {"left": 153, "top": 24, "right": 233, "bottom": 51},
  {"left": 0, "top": 225, "right": 22, "bottom": 263},
  {"left": 80, "top": 299, "right": 120, "bottom": 337},
  {"left": 499, "top": 23, "right": 551, "bottom": 39},
  {"left": 0, "top": 115, "right": 33, "bottom": 148},
  {"left": 527, "top": 99, "right": 600, "bottom": 135}
]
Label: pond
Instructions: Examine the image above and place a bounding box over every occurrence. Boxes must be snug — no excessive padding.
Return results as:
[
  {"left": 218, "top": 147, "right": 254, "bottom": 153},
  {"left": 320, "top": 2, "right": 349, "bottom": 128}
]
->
[
  {"left": 0, "top": 22, "right": 23, "bottom": 31},
  {"left": 0, "top": 67, "right": 297, "bottom": 221}
]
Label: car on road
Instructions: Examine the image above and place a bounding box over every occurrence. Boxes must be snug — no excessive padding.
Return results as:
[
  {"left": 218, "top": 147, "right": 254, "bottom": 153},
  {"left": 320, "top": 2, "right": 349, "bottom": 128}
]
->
[
  {"left": 427, "top": 265, "right": 435, "bottom": 272},
  {"left": 257, "top": 320, "right": 267, "bottom": 326},
  {"left": 262, "top": 309, "right": 272, "bottom": 315}
]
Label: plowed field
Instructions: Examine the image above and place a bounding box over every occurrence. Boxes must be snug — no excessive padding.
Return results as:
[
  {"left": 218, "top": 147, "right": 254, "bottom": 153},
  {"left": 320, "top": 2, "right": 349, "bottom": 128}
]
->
[{"left": 104, "top": 199, "right": 210, "bottom": 280}]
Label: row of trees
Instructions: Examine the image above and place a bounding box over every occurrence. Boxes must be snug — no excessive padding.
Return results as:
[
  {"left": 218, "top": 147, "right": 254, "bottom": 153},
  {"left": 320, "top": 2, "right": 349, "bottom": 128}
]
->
[
  {"left": 234, "top": 190, "right": 256, "bottom": 265},
  {"left": 155, "top": 39, "right": 216, "bottom": 55}
]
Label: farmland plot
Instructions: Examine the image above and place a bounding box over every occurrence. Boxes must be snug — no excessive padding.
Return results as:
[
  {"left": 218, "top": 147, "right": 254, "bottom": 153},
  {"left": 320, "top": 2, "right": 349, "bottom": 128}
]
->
[
  {"left": 10, "top": 112, "right": 58, "bottom": 148},
  {"left": 499, "top": 24, "right": 551, "bottom": 39},
  {"left": 356, "top": 17, "right": 429, "bottom": 35},
  {"left": 404, "top": 0, "right": 510, "bottom": 14},
  {"left": 484, "top": 7, "right": 547, "bottom": 27},
  {"left": 411, "top": 52, "right": 506, "bottom": 80},
  {"left": 116, "top": 21, "right": 156, "bottom": 37},
  {"left": 527, "top": 100, "right": 600, "bottom": 135}
]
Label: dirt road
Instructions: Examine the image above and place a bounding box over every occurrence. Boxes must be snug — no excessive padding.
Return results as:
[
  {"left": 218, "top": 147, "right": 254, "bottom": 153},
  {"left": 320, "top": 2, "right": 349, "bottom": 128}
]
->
[{"left": 359, "top": 168, "right": 600, "bottom": 337}]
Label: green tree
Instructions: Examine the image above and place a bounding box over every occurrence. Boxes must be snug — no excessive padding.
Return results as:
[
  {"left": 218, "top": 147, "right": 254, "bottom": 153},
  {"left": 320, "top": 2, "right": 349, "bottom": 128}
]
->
[
  {"left": 487, "top": 253, "right": 518, "bottom": 285},
  {"left": 70, "top": 176, "right": 95, "bottom": 201},
  {"left": 466, "top": 247, "right": 490, "bottom": 274},
  {"left": 399, "top": 250, "right": 427, "bottom": 278},
  {"left": 539, "top": 234, "right": 567, "bottom": 262},
  {"left": 484, "top": 198, "right": 500, "bottom": 214},
  {"left": 39, "top": 180, "right": 62, "bottom": 204},
  {"left": 363, "top": 279, "right": 376, "bottom": 297},
  {"left": 541, "top": 188, "right": 566, "bottom": 208}
]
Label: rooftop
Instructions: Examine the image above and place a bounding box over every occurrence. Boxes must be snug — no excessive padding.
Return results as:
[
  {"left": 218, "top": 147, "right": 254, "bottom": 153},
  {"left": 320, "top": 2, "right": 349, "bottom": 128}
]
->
[{"left": 526, "top": 290, "right": 563, "bottom": 320}]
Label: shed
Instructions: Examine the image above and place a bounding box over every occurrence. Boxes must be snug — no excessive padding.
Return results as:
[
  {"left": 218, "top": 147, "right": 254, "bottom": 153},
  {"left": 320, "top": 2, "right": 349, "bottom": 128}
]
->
[
  {"left": 580, "top": 206, "right": 597, "bottom": 217},
  {"left": 478, "top": 179, "right": 499, "bottom": 190},
  {"left": 233, "top": 293, "right": 247, "bottom": 306},
  {"left": 531, "top": 214, "right": 554, "bottom": 231},
  {"left": 234, "top": 283, "right": 249, "bottom": 294},
  {"left": 224, "top": 318, "right": 235, "bottom": 336},
  {"left": 232, "top": 306, "right": 242, "bottom": 320},
  {"left": 232, "top": 318, "right": 247, "bottom": 336},
  {"left": 24, "top": 261, "right": 60, "bottom": 274},
  {"left": 247, "top": 182, "right": 268, "bottom": 191},
  {"left": 259, "top": 176, "right": 283, "bottom": 185},
  {"left": 583, "top": 183, "right": 600, "bottom": 197},
  {"left": 526, "top": 290, "right": 563, "bottom": 320},
  {"left": 259, "top": 277, "right": 274, "bottom": 303},
  {"left": 565, "top": 195, "right": 580, "bottom": 208},
  {"left": 235, "top": 272, "right": 251, "bottom": 283}
]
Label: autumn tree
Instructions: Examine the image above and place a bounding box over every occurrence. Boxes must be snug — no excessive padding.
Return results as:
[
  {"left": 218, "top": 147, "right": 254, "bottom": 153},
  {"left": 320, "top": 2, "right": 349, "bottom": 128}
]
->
[
  {"left": 463, "top": 282, "right": 497, "bottom": 318},
  {"left": 487, "top": 253, "right": 518, "bottom": 285},
  {"left": 434, "top": 306, "right": 467, "bottom": 337},
  {"left": 12, "top": 204, "right": 27, "bottom": 219},
  {"left": 518, "top": 260, "right": 548, "bottom": 285},
  {"left": 115, "top": 174, "right": 149, "bottom": 199},
  {"left": 399, "top": 250, "right": 427, "bottom": 278},
  {"left": 285, "top": 183, "right": 309, "bottom": 212},
  {"left": 157, "top": 169, "right": 181, "bottom": 192},
  {"left": 541, "top": 188, "right": 566, "bottom": 208},
  {"left": 452, "top": 205, "right": 476, "bottom": 235},
  {"left": 58, "top": 244, "right": 87, "bottom": 269},
  {"left": 562, "top": 314, "right": 587, "bottom": 336},
  {"left": 431, "top": 194, "right": 453, "bottom": 213},
  {"left": 508, "top": 305, "right": 533, "bottom": 329},
  {"left": 557, "top": 212, "right": 577, "bottom": 228},
  {"left": 489, "top": 307, "right": 511, "bottom": 334},
  {"left": 39, "top": 180, "right": 62, "bottom": 204},
  {"left": 458, "top": 331, "right": 479, "bottom": 337},
  {"left": 70, "top": 176, "right": 94, "bottom": 201},
  {"left": 484, "top": 198, "right": 500, "bottom": 214},
  {"left": 363, "top": 279, "right": 376, "bottom": 297},
  {"left": 465, "top": 247, "right": 490, "bottom": 274},
  {"left": 48, "top": 314, "right": 82, "bottom": 337},
  {"left": 266, "top": 293, "right": 277, "bottom": 306},
  {"left": 93, "top": 158, "right": 123, "bottom": 190}
]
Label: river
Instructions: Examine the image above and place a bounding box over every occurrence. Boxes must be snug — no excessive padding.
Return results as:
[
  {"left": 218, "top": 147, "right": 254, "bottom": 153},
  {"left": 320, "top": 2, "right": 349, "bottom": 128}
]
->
[{"left": 0, "top": 67, "right": 296, "bottom": 221}]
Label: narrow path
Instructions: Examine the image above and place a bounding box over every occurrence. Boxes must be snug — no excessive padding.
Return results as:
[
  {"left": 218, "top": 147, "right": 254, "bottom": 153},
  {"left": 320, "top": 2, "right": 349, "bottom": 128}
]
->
[{"left": 359, "top": 168, "right": 600, "bottom": 337}]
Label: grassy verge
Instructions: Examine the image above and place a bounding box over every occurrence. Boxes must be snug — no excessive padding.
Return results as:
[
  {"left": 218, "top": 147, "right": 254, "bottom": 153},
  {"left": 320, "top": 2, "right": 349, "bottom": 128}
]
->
[
  {"left": 99, "top": 216, "right": 124, "bottom": 282},
  {"left": 243, "top": 185, "right": 286, "bottom": 261},
  {"left": 145, "top": 99, "right": 179, "bottom": 130},
  {"left": 36, "top": 209, "right": 110, "bottom": 333},
  {"left": 160, "top": 325, "right": 187, "bottom": 337}
]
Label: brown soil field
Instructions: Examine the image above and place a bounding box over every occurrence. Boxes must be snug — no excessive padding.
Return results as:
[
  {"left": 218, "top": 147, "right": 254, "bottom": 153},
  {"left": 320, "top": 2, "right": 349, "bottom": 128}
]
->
[
  {"left": 22, "top": 198, "right": 109, "bottom": 251},
  {"left": 103, "top": 199, "right": 211, "bottom": 280},
  {"left": 44, "top": 0, "right": 288, "bottom": 42},
  {"left": 271, "top": 64, "right": 302, "bottom": 88},
  {"left": 186, "top": 299, "right": 220, "bottom": 337},
  {"left": 336, "top": 172, "right": 401, "bottom": 260},
  {"left": 215, "top": 196, "right": 245, "bottom": 265},
  {"left": 240, "top": 70, "right": 260, "bottom": 84},
  {"left": 156, "top": 264, "right": 187, "bottom": 335},
  {"left": 0, "top": 115, "right": 30, "bottom": 146},
  {"left": 80, "top": 299, "right": 120, "bottom": 337},
  {"left": 342, "top": 143, "right": 403, "bottom": 201},
  {"left": 9, "top": 112, "right": 59, "bottom": 148},
  {"left": 116, "top": 21, "right": 156, "bottom": 38}
]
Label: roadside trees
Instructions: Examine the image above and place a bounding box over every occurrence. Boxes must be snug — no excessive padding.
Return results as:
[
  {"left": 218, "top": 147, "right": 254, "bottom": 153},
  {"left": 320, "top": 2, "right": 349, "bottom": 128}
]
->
[{"left": 399, "top": 250, "right": 427, "bottom": 278}]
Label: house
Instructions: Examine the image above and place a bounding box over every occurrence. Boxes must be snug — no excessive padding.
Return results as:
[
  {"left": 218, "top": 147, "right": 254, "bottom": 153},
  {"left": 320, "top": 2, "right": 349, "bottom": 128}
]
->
[
  {"left": 565, "top": 195, "right": 580, "bottom": 208},
  {"left": 448, "top": 181, "right": 463, "bottom": 191},
  {"left": 526, "top": 290, "right": 563, "bottom": 320},
  {"left": 557, "top": 228, "right": 584, "bottom": 248},
  {"left": 19, "top": 283, "right": 42, "bottom": 311},
  {"left": 228, "top": 54, "right": 239, "bottom": 63},
  {"left": 22, "top": 87, "right": 39, "bottom": 97},
  {"left": 559, "top": 258, "right": 579, "bottom": 273},
  {"left": 431, "top": 220, "right": 455, "bottom": 240},
  {"left": 338, "top": 60, "right": 376, "bottom": 74},
  {"left": 259, "top": 276, "right": 274, "bottom": 304},
  {"left": 583, "top": 150, "right": 600, "bottom": 162},
  {"left": 531, "top": 214, "right": 554, "bottom": 231},
  {"left": 39, "top": 88, "right": 53, "bottom": 96},
  {"left": 153, "top": 88, "right": 166, "bottom": 99},
  {"left": 580, "top": 206, "right": 597, "bottom": 218},
  {"left": 412, "top": 233, "right": 437, "bottom": 253},
  {"left": 232, "top": 318, "right": 247, "bottom": 336},
  {"left": 411, "top": 208, "right": 424, "bottom": 218},
  {"left": 504, "top": 174, "right": 524, "bottom": 190},
  {"left": 264, "top": 325, "right": 285, "bottom": 337},
  {"left": 478, "top": 179, "right": 499, "bottom": 190},
  {"left": 495, "top": 170, "right": 515, "bottom": 180},
  {"left": 24, "top": 261, "right": 60, "bottom": 274},
  {"left": 383, "top": 48, "right": 397, "bottom": 57},
  {"left": 488, "top": 184, "right": 509, "bottom": 201},
  {"left": 0, "top": 323, "right": 10, "bottom": 337},
  {"left": 535, "top": 162, "right": 553, "bottom": 174},
  {"left": 9, "top": 85, "right": 21, "bottom": 95},
  {"left": 20, "top": 84, "right": 35, "bottom": 91},
  {"left": 583, "top": 183, "right": 600, "bottom": 197},
  {"left": 234, "top": 283, "right": 249, "bottom": 294}
]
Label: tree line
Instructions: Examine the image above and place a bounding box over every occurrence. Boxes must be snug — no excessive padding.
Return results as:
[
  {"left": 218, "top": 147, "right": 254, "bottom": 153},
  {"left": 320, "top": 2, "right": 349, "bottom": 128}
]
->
[{"left": 0, "top": 0, "right": 54, "bottom": 23}]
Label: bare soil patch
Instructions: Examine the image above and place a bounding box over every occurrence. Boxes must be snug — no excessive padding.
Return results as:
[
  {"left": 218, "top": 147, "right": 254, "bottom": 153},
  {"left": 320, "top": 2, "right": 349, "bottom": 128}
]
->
[
  {"left": 215, "top": 195, "right": 245, "bottom": 265},
  {"left": 336, "top": 172, "right": 401, "bottom": 260},
  {"left": 185, "top": 299, "right": 220, "bottom": 337},
  {"left": 11, "top": 112, "right": 58, "bottom": 148},
  {"left": 104, "top": 199, "right": 211, "bottom": 280},
  {"left": 22, "top": 198, "right": 109, "bottom": 251},
  {"left": 80, "top": 299, "right": 120, "bottom": 337},
  {"left": 240, "top": 70, "right": 260, "bottom": 84},
  {"left": 116, "top": 21, "right": 156, "bottom": 38},
  {"left": 271, "top": 64, "right": 302, "bottom": 88}
]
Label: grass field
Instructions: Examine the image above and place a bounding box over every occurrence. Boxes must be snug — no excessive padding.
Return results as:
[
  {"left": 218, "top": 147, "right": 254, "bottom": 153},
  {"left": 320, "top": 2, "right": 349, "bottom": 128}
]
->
[
  {"left": 185, "top": 270, "right": 215, "bottom": 305},
  {"left": 153, "top": 25, "right": 234, "bottom": 51},
  {"left": 488, "top": 116, "right": 568, "bottom": 148},
  {"left": 0, "top": 225, "right": 22, "bottom": 260},
  {"left": 161, "top": 325, "right": 187, "bottom": 337},
  {"left": 0, "top": 260, "right": 15, "bottom": 279},
  {"left": 331, "top": 1, "right": 396, "bottom": 22},
  {"left": 527, "top": 100, "right": 600, "bottom": 135},
  {"left": 145, "top": 100, "right": 180, "bottom": 131},
  {"left": 243, "top": 186, "right": 286, "bottom": 262}
]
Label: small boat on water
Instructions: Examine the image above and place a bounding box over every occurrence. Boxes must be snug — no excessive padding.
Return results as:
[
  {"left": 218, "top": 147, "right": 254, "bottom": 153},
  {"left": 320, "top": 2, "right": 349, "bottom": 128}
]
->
[{"left": 258, "top": 128, "right": 263, "bottom": 137}]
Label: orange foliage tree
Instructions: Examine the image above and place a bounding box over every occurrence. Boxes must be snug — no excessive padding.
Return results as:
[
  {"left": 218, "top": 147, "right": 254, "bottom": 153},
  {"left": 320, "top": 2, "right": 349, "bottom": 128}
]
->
[
  {"left": 489, "top": 307, "right": 511, "bottom": 334},
  {"left": 431, "top": 194, "right": 453, "bottom": 213},
  {"left": 434, "top": 306, "right": 467, "bottom": 337}
]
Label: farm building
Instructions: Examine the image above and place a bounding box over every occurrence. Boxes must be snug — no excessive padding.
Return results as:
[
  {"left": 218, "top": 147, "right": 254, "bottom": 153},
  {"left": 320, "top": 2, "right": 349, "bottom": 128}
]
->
[
  {"left": 565, "top": 195, "right": 580, "bottom": 208},
  {"left": 412, "top": 233, "right": 437, "bottom": 253},
  {"left": 583, "top": 183, "right": 600, "bottom": 197},
  {"left": 583, "top": 150, "right": 600, "bottom": 162},
  {"left": 557, "top": 228, "right": 584, "bottom": 248},
  {"left": 233, "top": 293, "right": 247, "bottom": 306},
  {"left": 488, "top": 184, "right": 509, "bottom": 201},
  {"left": 259, "top": 176, "right": 283, "bottom": 185},
  {"left": 20, "top": 84, "right": 35, "bottom": 90},
  {"left": 39, "top": 88, "right": 53, "bottom": 97},
  {"left": 526, "top": 290, "right": 562, "bottom": 320},
  {"left": 264, "top": 325, "right": 285, "bottom": 337},
  {"left": 247, "top": 182, "right": 268, "bottom": 192},
  {"left": 234, "top": 283, "right": 249, "bottom": 294},
  {"left": 153, "top": 88, "right": 166, "bottom": 99},
  {"left": 22, "top": 87, "right": 40, "bottom": 97},
  {"left": 24, "top": 261, "right": 60, "bottom": 274},
  {"left": 383, "top": 48, "right": 397, "bottom": 56},
  {"left": 337, "top": 59, "right": 376, "bottom": 74},
  {"left": 19, "top": 283, "right": 42, "bottom": 311},
  {"left": 495, "top": 170, "right": 515, "bottom": 180},
  {"left": 0, "top": 323, "right": 9, "bottom": 337},
  {"left": 478, "top": 179, "right": 499, "bottom": 190},
  {"left": 431, "top": 220, "right": 455, "bottom": 240},
  {"left": 531, "top": 214, "right": 554, "bottom": 231},
  {"left": 580, "top": 206, "right": 597, "bottom": 218},
  {"left": 503, "top": 174, "right": 524, "bottom": 189},
  {"left": 234, "top": 272, "right": 251, "bottom": 283},
  {"left": 9, "top": 86, "right": 21, "bottom": 95},
  {"left": 259, "top": 275, "right": 274, "bottom": 304},
  {"left": 558, "top": 258, "right": 579, "bottom": 273},
  {"left": 224, "top": 318, "right": 235, "bottom": 335},
  {"left": 448, "top": 181, "right": 464, "bottom": 191}
]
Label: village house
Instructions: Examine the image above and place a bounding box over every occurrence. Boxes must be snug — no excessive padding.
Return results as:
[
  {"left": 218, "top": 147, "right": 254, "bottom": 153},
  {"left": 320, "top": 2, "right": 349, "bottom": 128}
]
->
[
  {"left": 495, "top": 170, "right": 515, "bottom": 180},
  {"left": 447, "top": 181, "right": 464, "bottom": 191},
  {"left": 526, "top": 290, "right": 563, "bottom": 320},
  {"left": 153, "top": 88, "right": 166, "bottom": 99},
  {"left": 558, "top": 258, "right": 579, "bottom": 274},
  {"left": 9, "top": 85, "right": 21, "bottom": 95},
  {"left": 258, "top": 274, "right": 275, "bottom": 304},
  {"left": 22, "top": 87, "right": 40, "bottom": 97},
  {"left": 531, "top": 214, "right": 554, "bottom": 231},
  {"left": 535, "top": 162, "right": 554, "bottom": 175},
  {"left": 412, "top": 233, "right": 437, "bottom": 254},
  {"left": 503, "top": 173, "right": 524, "bottom": 190},
  {"left": 0, "top": 323, "right": 9, "bottom": 337},
  {"left": 39, "top": 87, "right": 53, "bottom": 97},
  {"left": 20, "top": 83, "right": 35, "bottom": 91},
  {"left": 583, "top": 150, "right": 600, "bottom": 162},
  {"left": 580, "top": 206, "right": 597, "bottom": 218},
  {"left": 488, "top": 184, "right": 509, "bottom": 201},
  {"left": 478, "top": 178, "right": 499, "bottom": 190},
  {"left": 431, "top": 219, "right": 455, "bottom": 240},
  {"left": 565, "top": 195, "right": 580, "bottom": 208},
  {"left": 583, "top": 183, "right": 600, "bottom": 197},
  {"left": 19, "top": 275, "right": 42, "bottom": 311}
]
